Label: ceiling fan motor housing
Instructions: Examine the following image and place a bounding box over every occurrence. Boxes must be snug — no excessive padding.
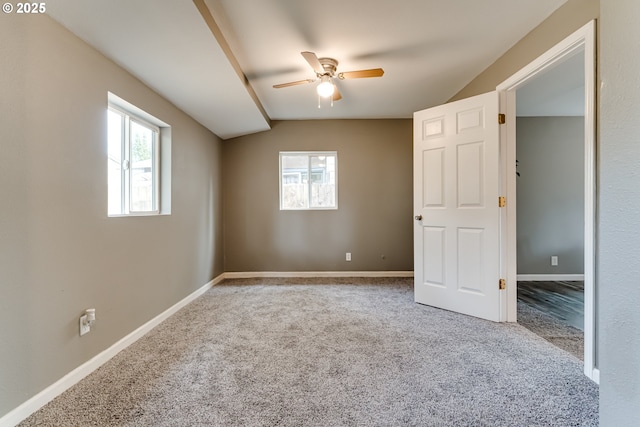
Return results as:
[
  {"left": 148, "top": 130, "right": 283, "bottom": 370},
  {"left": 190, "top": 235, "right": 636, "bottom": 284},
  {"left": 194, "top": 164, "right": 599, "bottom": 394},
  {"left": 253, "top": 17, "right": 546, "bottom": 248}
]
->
[{"left": 318, "top": 57, "right": 338, "bottom": 77}]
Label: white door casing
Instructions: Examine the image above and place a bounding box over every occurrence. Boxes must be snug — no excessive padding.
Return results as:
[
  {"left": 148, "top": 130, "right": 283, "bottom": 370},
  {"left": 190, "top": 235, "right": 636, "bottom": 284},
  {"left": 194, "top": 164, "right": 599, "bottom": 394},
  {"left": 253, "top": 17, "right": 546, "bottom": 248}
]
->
[
  {"left": 413, "top": 91, "right": 502, "bottom": 322},
  {"left": 496, "top": 20, "right": 597, "bottom": 382}
]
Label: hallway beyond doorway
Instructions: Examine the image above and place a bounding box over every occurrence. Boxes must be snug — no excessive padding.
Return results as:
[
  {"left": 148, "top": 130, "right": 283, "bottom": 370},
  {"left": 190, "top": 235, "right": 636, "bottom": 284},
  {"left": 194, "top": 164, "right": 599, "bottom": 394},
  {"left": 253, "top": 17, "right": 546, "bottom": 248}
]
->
[{"left": 517, "top": 281, "right": 584, "bottom": 360}]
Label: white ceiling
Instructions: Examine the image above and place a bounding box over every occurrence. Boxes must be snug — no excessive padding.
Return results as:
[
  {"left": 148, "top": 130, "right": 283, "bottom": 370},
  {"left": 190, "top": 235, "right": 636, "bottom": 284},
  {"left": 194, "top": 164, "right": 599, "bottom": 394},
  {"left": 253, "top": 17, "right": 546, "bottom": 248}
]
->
[
  {"left": 46, "top": 0, "right": 569, "bottom": 139},
  {"left": 46, "top": 0, "right": 270, "bottom": 139}
]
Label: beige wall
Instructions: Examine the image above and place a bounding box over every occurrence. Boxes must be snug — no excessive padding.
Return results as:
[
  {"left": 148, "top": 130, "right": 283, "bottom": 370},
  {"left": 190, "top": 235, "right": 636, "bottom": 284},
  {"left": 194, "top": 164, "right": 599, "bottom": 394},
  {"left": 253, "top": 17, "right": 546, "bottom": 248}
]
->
[
  {"left": 450, "top": 0, "right": 599, "bottom": 101},
  {"left": 0, "top": 14, "right": 224, "bottom": 417},
  {"left": 223, "top": 120, "right": 413, "bottom": 272}
]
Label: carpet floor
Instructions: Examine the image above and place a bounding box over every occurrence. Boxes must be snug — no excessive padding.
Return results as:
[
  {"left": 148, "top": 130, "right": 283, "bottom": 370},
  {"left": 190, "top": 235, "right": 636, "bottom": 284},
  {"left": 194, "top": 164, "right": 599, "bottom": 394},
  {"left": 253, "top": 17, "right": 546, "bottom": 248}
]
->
[
  {"left": 517, "top": 300, "right": 584, "bottom": 360},
  {"left": 20, "top": 278, "right": 598, "bottom": 426}
]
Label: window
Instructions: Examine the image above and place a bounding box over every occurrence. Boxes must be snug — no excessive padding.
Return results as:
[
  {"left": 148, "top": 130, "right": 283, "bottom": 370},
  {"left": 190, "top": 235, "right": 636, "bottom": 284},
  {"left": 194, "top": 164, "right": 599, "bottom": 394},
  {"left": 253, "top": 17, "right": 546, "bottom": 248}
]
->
[
  {"left": 108, "top": 93, "right": 170, "bottom": 216},
  {"left": 279, "top": 152, "right": 337, "bottom": 210}
]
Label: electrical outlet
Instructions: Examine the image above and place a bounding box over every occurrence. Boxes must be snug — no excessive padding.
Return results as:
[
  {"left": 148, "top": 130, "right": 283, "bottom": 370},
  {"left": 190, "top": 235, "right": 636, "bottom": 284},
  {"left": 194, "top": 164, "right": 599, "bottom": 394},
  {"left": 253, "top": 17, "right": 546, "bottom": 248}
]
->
[
  {"left": 79, "top": 314, "right": 90, "bottom": 336},
  {"left": 551, "top": 256, "right": 558, "bottom": 266},
  {"left": 346, "top": 252, "right": 351, "bottom": 261}
]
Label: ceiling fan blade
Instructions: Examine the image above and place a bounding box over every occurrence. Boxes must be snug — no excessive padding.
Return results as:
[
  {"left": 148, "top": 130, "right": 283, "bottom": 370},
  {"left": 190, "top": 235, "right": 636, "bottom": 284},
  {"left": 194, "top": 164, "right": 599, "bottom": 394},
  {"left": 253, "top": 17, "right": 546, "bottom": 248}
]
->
[
  {"left": 332, "top": 85, "right": 342, "bottom": 101},
  {"left": 273, "top": 79, "right": 315, "bottom": 89},
  {"left": 301, "top": 51, "right": 325, "bottom": 74},
  {"left": 338, "top": 68, "right": 384, "bottom": 80}
]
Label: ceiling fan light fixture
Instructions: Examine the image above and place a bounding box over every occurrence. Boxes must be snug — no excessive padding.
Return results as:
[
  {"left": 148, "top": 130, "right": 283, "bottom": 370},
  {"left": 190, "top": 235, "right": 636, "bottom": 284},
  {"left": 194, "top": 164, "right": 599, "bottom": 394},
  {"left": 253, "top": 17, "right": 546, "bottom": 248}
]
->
[
  {"left": 317, "top": 75, "right": 335, "bottom": 98},
  {"left": 273, "top": 52, "right": 383, "bottom": 105}
]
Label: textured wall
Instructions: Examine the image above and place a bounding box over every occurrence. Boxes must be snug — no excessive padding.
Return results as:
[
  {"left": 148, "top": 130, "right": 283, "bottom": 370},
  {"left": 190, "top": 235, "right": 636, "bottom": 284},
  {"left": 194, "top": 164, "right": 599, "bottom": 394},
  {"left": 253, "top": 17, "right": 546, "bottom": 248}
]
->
[
  {"left": 599, "top": 0, "right": 640, "bottom": 424},
  {"left": 0, "top": 14, "right": 224, "bottom": 417},
  {"left": 516, "top": 117, "right": 584, "bottom": 275},
  {"left": 223, "top": 120, "right": 413, "bottom": 273}
]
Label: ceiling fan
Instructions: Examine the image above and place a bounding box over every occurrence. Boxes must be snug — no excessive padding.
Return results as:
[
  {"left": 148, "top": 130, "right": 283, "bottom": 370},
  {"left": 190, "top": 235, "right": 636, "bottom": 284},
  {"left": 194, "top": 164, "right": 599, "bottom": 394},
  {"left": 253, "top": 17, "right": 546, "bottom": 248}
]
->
[{"left": 273, "top": 51, "right": 384, "bottom": 104}]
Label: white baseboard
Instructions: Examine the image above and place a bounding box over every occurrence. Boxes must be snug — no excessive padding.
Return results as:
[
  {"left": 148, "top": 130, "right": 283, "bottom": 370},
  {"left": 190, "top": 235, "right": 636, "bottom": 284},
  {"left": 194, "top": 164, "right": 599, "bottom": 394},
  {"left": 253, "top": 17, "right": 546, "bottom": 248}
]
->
[
  {"left": 223, "top": 271, "right": 415, "bottom": 279},
  {"left": 590, "top": 368, "right": 600, "bottom": 385},
  {"left": 517, "top": 274, "right": 584, "bottom": 281},
  {"left": 0, "top": 274, "right": 225, "bottom": 427},
  {"left": 2, "top": 271, "right": 412, "bottom": 425}
]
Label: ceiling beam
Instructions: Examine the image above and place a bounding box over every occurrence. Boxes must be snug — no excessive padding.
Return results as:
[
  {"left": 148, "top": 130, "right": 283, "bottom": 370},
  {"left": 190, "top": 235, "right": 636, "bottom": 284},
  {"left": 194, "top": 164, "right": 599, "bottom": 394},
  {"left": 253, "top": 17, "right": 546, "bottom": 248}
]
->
[{"left": 193, "top": 0, "right": 271, "bottom": 127}]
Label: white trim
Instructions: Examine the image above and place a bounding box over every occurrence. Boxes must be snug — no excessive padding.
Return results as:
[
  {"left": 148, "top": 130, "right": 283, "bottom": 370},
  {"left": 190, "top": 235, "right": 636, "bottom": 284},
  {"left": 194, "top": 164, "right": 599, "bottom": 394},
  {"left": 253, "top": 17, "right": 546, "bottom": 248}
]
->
[
  {"left": 279, "top": 151, "right": 338, "bottom": 211},
  {"left": 223, "top": 271, "right": 415, "bottom": 279},
  {"left": 516, "top": 274, "right": 585, "bottom": 282},
  {"left": 498, "top": 89, "right": 513, "bottom": 323},
  {"left": 496, "top": 24, "right": 590, "bottom": 91},
  {"left": 0, "top": 270, "right": 415, "bottom": 426},
  {"left": 0, "top": 274, "right": 224, "bottom": 427},
  {"left": 496, "top": 20, "right": 597, "bottom": 381},
  {"left": 108, "top": 92, "right": 169, "bottom": 127},
  {"left": 581, "top": 21, "right": 597, "bottom": 383}
]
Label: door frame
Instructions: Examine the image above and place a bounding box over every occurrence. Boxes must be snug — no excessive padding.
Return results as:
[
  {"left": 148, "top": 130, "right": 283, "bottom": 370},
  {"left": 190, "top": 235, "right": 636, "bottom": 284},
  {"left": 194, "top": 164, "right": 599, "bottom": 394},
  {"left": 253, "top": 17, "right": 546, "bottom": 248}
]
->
[{"left": 496, "top": 20, "right": 597, "bottom": 382}]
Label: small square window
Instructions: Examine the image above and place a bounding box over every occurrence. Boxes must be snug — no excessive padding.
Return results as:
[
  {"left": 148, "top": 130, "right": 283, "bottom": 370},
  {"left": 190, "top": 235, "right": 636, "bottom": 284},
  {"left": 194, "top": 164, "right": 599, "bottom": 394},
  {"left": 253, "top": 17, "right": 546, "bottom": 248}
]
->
[
  {"left": 279, "top": 152, "right": 337, "bottom": 210},
  {"left": 108, "top": 93, "right": 170, "bottom": 216}
]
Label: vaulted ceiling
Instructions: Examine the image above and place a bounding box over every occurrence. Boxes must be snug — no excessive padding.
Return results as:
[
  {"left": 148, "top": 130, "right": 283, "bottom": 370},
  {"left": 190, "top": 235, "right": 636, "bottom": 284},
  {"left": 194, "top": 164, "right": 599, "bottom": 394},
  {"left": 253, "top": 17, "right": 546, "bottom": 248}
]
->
[{"left": 47, "top": 0, "right": 568, "bottom": 139}]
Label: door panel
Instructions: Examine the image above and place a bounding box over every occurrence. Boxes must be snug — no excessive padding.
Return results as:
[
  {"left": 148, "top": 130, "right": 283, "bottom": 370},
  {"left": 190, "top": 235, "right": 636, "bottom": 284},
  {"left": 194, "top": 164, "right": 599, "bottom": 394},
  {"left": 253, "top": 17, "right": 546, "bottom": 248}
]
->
[
  {"left": 423, "top": 149, "right": 445, "bottom": 207},
  {"left": 423, "top": 227, "right": 445, "bottom": 286},
  {"left": 457, "top": 142, "right": 484, "bottom": 207},
  {"left": 413, "top": 91, "right": 501, "bottom": 322},
  {"left": 457, "top": 228, "right": 484, "bottom": 294}
]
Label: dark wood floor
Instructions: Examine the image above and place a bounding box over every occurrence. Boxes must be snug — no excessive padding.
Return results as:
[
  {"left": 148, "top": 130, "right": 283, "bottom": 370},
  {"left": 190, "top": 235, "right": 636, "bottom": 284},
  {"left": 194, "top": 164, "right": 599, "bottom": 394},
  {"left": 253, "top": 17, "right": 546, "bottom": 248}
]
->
[{"left": 517, "top": 281, "right": 584, "bottom": 331}]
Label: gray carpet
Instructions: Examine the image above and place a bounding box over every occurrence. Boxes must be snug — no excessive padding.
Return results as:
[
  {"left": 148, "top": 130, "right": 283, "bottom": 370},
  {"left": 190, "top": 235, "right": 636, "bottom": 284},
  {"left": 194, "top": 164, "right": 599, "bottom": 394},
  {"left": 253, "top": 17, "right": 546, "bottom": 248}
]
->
[
  {"left": 20, "top": 278, "right": 598, "bottom": 426},
  {"left": 517, "top": 300, "right": 584, "bottom": 360}
]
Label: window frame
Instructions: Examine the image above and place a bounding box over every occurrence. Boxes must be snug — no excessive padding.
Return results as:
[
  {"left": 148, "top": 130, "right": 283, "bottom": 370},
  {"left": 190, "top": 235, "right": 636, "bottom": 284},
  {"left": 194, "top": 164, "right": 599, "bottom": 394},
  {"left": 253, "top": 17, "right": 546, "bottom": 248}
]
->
[
  {"left": 108, "top": 105, "right": 161, "bottom": 217},
  {"left": 279, "top": 151, "right": 338, "bottom": 211}
]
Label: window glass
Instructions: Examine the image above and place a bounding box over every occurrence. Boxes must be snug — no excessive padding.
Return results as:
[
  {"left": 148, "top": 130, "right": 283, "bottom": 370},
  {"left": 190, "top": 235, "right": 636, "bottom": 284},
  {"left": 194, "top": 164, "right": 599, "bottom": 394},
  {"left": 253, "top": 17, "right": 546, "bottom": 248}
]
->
[
  {"left": 129, "top": 120, "right": 155, "bottom": 212},
  {"left": 310, "top": 154, "right": 336, "bottom": 208},
  {"left": 280, "top": 152, "right": 337, "bottom": 210},
  {"left": 108, "top": 106, "right": 159, "bottom": 216}
]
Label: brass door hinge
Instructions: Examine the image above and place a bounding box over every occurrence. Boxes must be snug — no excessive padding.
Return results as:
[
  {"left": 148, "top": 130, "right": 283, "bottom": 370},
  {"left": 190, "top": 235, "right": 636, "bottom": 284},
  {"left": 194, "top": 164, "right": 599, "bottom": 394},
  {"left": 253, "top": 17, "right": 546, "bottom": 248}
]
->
[
  {"left": 498, "top": 196, "right": 506, "bottom": 208},
  {"left": 499, "top": 279, "right": 506, "bottom": 290},
  {"left": 498, "top": 113, "right": 506, "bottom": 124}
]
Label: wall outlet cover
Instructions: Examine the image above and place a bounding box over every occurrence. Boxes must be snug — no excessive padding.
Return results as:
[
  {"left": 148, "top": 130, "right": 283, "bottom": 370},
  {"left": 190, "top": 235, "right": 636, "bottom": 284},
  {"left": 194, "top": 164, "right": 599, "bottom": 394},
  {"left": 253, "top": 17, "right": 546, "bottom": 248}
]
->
[{"left": 79, "top": 315, "right": 90, "bottom": 336}]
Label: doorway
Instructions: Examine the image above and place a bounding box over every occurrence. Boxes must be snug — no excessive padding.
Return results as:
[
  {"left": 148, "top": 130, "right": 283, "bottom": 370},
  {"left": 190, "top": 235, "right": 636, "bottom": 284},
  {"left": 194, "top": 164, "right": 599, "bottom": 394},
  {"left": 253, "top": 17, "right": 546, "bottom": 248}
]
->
[
  {"left": 497, "top": 21, "right": 597, "bottom": 382},
  {"left": 515, "top": 52, "right": 586, "bottom": 358}
]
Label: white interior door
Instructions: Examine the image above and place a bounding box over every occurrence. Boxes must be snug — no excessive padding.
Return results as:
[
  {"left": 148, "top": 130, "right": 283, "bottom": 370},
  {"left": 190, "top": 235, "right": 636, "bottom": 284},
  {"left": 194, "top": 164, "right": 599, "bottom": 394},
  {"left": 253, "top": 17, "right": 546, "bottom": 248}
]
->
[{"left": 413, "top": 91, "right": 502, "bottom": 322}]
